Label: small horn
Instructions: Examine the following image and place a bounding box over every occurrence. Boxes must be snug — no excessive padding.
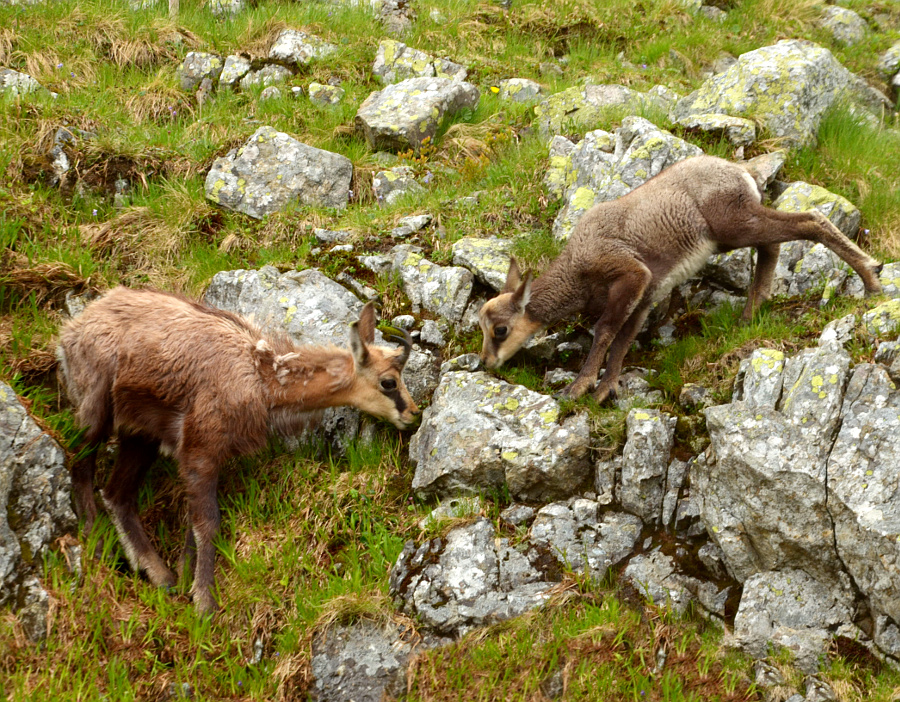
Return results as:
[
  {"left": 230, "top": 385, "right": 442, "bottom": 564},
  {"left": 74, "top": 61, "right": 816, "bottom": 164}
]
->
[{"left": 382, "top": 326, "right": 412, "bottom": 366}]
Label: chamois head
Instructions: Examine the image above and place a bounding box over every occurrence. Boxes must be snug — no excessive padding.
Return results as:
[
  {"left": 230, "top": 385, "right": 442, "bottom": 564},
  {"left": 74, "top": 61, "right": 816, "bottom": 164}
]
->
[
  {"left": 478, "top": 258, "right": 540, "bottom": 369},
  {"left": 347, "top": 302, "right": 419, "bottom": 428}
]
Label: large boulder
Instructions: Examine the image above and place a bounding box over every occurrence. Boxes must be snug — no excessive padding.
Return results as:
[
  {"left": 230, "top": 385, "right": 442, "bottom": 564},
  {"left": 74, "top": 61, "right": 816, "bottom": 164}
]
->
[
  {"left": 549, "top": 117, "right": 703, "bottom": 240},
  {"left": 390, "top": 518, "right": 558, "bottom": 636},
  {"left": 390, "top": 245, "right": 473, "bottom": 323},
  {"left": 818, "top": 6, "right": 868, "bottom": 47},
  {"left": 671, "top": 40, "right": 881, "bottom": 148},
  {"left": 205, "top": 127, "right": 352, "bottom": 218},
  {"left": 1, "top": 382, "right": 76, "bottom": 637},
  {"left": 410, "top": 372, "right": 592, "bottom": 502},
  {"left": 355, "top": 77, "right": 480, "bottom": 152},
  {"left": 373, "top": 39, "right": 467, "bottom": 84},
  {"left": 0, "top": 69, "right": 47, "bottom": 98},
  {"left": 450, "top": 237, "right": 512, "bottom": 291},
  {"left": 618, "top": 409, "right": 676, "bottom": 525}
]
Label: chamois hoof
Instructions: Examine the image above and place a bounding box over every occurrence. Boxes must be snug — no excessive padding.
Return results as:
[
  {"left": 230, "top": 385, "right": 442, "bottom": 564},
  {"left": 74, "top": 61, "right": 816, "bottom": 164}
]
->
[
  {"left": 192, "top": 590, "right": 220, "bottom": 616},
  {"left": 592, "top": 383, "right": 618, "bottom": 406}
]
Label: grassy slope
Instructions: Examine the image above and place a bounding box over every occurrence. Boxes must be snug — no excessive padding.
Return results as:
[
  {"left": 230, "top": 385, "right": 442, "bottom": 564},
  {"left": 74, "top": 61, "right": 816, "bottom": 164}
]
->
[{"left": 1, "top": 0, "right": 900, "bottom": 699}]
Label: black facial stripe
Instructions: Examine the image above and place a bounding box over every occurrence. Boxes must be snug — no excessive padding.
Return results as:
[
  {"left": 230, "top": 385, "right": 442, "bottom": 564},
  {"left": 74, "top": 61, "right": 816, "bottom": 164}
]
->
[{"left": 383, "top": 388, "right": 406, "bottom": 415}]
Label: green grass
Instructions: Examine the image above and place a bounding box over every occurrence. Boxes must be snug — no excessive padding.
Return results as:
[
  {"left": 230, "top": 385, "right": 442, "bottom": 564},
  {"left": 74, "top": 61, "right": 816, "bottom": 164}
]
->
[{"left": 2, "top": 0, "right": 900, "bottom": 697}]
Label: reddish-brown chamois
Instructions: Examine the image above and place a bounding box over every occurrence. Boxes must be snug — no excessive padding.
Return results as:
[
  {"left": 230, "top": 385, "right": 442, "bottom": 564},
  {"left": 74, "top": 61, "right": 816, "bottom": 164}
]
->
[
  {"left": 479, "top": 155, "right": 882, "bottom": 402},
  {"left": 57, "top": 287, "right": 418, "bottom": 614}
]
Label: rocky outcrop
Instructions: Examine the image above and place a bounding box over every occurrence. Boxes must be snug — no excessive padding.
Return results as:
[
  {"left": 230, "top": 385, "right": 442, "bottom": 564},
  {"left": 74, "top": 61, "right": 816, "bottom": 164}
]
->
[
  {"left": 1, "top": 383, "right": 76, "bottom": 638},
  {"left": 355, "top": 77, "right": 480, "bottom": 152},
  {"left": 450, "top": 237, "right": 512, "bottom": 291},
  {"left": 671, "top": 40, "right": 883, "bottom": 147},
  {"left": 534, "top": 84, "right": 667, "bottom": 136},
  {"left": 268, "top": 29, "right": 338, "bottom": 66},
  {"left": 373, "top": 39, "right": 467, "bottom": 84},
  {"left": 178, "top": 52, "right": 224, "bottom": 91},
  {"left": 410, "top": 372, "right": 592, "bottom": 502},
  {"left": 205, "top": 127, "right": 353, "bottom": 217},
  {"left": 390, "top": 245, "right": 473, "bottom": 323}
]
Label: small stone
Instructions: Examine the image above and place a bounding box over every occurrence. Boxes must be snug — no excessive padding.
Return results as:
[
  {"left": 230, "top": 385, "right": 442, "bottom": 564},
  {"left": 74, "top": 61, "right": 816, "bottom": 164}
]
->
[
  {"left": 392, "top": 315, "right": 416, "bottom": 329},
  {"left": 259, "top": 86, "right": 282, "bottom": 101},
  {"left": 308, "top": 81, "right": 345, "bottom": 106},
  {"left": 500, "top": 504, "right": 535, "bottom": 526},
  {"left": 440, "top": 353, "right": 482, "bottom": 374},
  {"left": 419, "top": 319, "right": 446, "bottom": 347}
]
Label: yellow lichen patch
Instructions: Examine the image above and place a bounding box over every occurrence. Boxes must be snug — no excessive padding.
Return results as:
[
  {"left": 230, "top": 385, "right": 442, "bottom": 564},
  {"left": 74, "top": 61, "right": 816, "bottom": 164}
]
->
[{"left": 501, "top": 450, "right": 518, "bottom": 461}]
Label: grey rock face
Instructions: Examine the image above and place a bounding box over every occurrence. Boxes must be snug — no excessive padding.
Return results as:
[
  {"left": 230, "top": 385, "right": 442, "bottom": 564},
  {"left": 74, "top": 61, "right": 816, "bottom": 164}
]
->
[
  {"left": 178, "top": 52, "right": 224, "bottom": 92},
  {"left": 410, "top": 372, "right": 592, "bottom": 502},
  {"left": 310, "top": 621, "right": 442, "bottom": 701},
  {"left": 498, "top": 78, "right": 543, "bottom": 103},
  {"left": 733, "top": 569, "right": 854, "bottom": 672},
  {"left": 1, "top": 382, "right": 76, "bottom": 609},
  {"left": 618, "top": 409, "right": 676, "bottom": 525},
  {"left": 671, "top": 40, "right": 875, "bottom": 148},
  {"left": 0, "top": 68, "right": 47, "bottom": 98},
  {"left": 269, "top": 29, "right": 338, "bottom": 66},
  {"left": 391, "top": 245, "right": 473, "bottom": 323},
  {"left": 219, "top": 55, "right": 252, "bottom": 89},
  {"left": 356, "top": 77, "right": 480, "bottom": 152},
  {"left": 391, "top": 214, "right": 432, "bottom": 239},
  {"left": 390, "top": 518, "right": 557, "bottom": 635},
  {"left": 862, "top": 299, "right": 900, "bottom": 338},
  {"left": 877, "top": 42, "right": 900, "bottom": 80},
  {"left": 622, "top": 548, "right": 730, "bottom": 617},
  {"left": 530, "top": 502, "right": 642, "bottom": 582},
  {"left": 819, "top": 6, "right": 868, "bottom": 46},
  {"left": 402, "top": 349, "right": 441, "bottom": 407},
  {"left": 205, "top": 126, "right": 352, "bottom": 218},
  {"left": 550, "top": 117, "right": 703, "bottom": 240},
  {"left": 450, "top": 237, "right": 512, "bottom": 291},
  {"left": 703, "top": 248, "right": 752, "bottom": 292},
  {"left": 373, "top": 39, "right": 467, "bottom": 84},
  {"left": 209, "top": 0, "right": 244, "bottom": 15},
  {"left": 774, "top": 182, "right": 861, "bottom": 237},
  {"left": 373, "top": 167, "right": 424, "bottom": 206}
]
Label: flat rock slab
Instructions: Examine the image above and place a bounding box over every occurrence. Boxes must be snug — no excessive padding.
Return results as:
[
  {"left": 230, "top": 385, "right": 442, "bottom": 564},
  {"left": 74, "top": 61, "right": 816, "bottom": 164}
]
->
[
  {"left": 205, "top": 126, "right": 352, "bottom": 218},
  {"left": 355, "top": 77, "right": 480, "bottom": 152},
  {"left": 390, "top": 518, "right": 558, "bottom": 636},
  {"left": 0, "top": 382, "right": 75, "bottom": 608},
  {"left": 671, "top": 39, "right": 874, "bottom": 148},
  {"left": 410, "top": 372, "right": 592, "bottom": 502}
]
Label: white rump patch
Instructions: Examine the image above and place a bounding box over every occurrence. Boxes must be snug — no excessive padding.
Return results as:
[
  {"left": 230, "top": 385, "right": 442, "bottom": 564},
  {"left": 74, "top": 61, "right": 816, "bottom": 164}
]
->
[{"left": 741, "top": 170, "right": 762, "bottom": 203}]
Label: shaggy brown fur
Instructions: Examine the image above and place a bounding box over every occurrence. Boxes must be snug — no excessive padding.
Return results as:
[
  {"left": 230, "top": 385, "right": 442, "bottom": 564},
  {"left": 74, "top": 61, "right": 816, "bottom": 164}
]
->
[
  {"left": 57, "top": 287, "right": 418, "bottom": 614},
  {"left": 479, "top": 155, "right": 882, "bottom": 402}
]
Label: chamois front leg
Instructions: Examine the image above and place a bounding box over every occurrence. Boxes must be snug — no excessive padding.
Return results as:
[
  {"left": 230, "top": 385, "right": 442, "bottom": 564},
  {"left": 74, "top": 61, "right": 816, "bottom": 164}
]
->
[
  {"left": 593, "top": 297, "right": 654, "bottom": 404},
  {"left": 182, "top": 464, "right": 221, "bottom": 615},
  {"left": 741, "top": 243, "right": 780, "bottom": 322},
  {"left": 559, "top": 265, "right": 652, "bottom": 401},
  {"left": 101, "top": 433, "right": 176, "bottom": 589}
]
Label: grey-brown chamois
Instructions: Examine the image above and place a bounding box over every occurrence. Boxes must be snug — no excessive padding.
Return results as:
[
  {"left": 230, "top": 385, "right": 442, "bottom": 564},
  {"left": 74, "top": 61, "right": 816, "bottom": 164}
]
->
[
  {"left": 479, "top": 155, "right": 882, "bottom": 402},
  {"left": 57, "top": 287, "right": 418, "bottom": 614}
]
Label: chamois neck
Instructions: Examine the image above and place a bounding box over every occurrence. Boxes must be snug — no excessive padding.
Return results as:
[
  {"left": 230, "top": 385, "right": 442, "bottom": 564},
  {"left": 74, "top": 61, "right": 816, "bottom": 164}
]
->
[
  {"left": 525, "top": 258, "right": 585, "bottom": 325},
  {"left": 265, "top": 346, "right": 356, "bottom": 411}
]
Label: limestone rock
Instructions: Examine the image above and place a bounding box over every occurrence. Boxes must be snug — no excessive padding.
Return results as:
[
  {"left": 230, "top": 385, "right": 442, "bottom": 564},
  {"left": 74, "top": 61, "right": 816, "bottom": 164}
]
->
[
  {"left": 618, "top": 409, "right": 676, "bottom": 525},
  {"left": 622, "top": 548, "right": 730, "bottom": 617},
  {"left": 355, "top": 77, "right": 480, "bottom": 152},
  {"left": 530, "top": 501, "right": 642, "bottom": 581},
  {"left": 373, "top": 39, "right": 467, "bottom": 84},
  {"left": 205, "top": 126, "right": 352, "bottom": 218},
  {"left": 0, "top": 69, "right": 46, "bottom": 98},
  {"left": 497, "top": 78, "right": 543, "bottom": 103},
  {"left": 310, "top": 621, "right": 443, "bottom": 701},
  {"left": 0, "top": 382, "right": 76, "bottom": 608},
  {"left": 219, "top": 55, "right": 252, "bottom": 89},
  {"left": 391, "top": 214, "right": 431, "bottom": 239},
  {"left": 703, "top": 248, "right": 752, "bottom": 292},
  {"left": 269, "top": 29, "right": 338, "bottom": 66},
  {"left": 409, "top": 372, "right": 592, "bottom": 502},
  {"left": 240, "top": 65, "right": 292, "bottom": 91},
  {"left": 773, "top": 182, "right": 861, "bottom": 237},
  {"left": 877, "top": 42, "right": 900, "bottom": 79},
  {"left": 308, "top": 82, "right": 345, "bottom": 106},
  {"left": 863, "top": 299, "right": 900, "bottom": 339},
  {"left": 734, "top": 569, "right": 854, "bottom": 672},
  {"left": 551, "top": 117, "right": 702, "bottom": 240},
  {"left": 390, "top": 518, "right": 557, "bottom": 635},
  {"left": 741, "top": 151, "right": 786, "bottom": 191},
  {"left": 450, "top": 237, "right": 512, "bottom": 291},
  {"left": 402, "top": 349, "right": 440, "bottom": 406},
  {"left": 674, "top": 113, "right": 757, "bottom": 147},
  {"left": 373, "top": 167, "right": 424, "bottom": 206},
  {"left": 819, "top": 6, "right": 868, "bottom": 47},
  {"left": 671, "top": 40, "right": 878, "bottom": 148},
  {"left": 391, "top": 245, "right": 472, "bottom": 323},
  {"left": 178, "top": 52, "right": 224, "bottom": 92}
]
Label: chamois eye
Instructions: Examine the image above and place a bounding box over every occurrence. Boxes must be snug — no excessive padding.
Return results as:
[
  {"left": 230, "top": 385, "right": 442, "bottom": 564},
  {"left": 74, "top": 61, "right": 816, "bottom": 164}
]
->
[
  {"left": 380, "top": 378, "right": 397, "bottom": 391},
  {"left": 494, "top": 326, "right": 508, "bottom": 340}
]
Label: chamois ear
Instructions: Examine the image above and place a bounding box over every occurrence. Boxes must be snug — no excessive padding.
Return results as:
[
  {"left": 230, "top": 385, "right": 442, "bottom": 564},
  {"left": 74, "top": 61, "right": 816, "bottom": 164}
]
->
[
  {"left": 510, "top": 271, "right": 532, "bottom": 312},
  {"left": 349, "top": 303, "right": 376, "bottom": 366},
  {"left": 502, "top": 257, "right": 522, "bottom": 293}
]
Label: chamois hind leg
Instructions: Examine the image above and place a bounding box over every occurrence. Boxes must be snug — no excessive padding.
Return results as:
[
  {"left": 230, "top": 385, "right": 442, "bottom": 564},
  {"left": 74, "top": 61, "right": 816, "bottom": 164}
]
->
[
  {"left": 560, "top": 264, "right": 652, "bottom": 401},
  {"left": 593, "top": 298, "right": 655, "bottom": 404},
  {"left": 741, "top": 243, "right": 780, "bottom": 322},
  {"left": 71, "top": 385, "right": 113, "bottom": 537},
  {"left": 102, "top": 433, "right": 176, "bottom": 589},
  {"left": 182, "top": 463, "right": 221, "bottom": 615},
  {"left": 178, "top": 525, "right": 196, "bottom": 585}
]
